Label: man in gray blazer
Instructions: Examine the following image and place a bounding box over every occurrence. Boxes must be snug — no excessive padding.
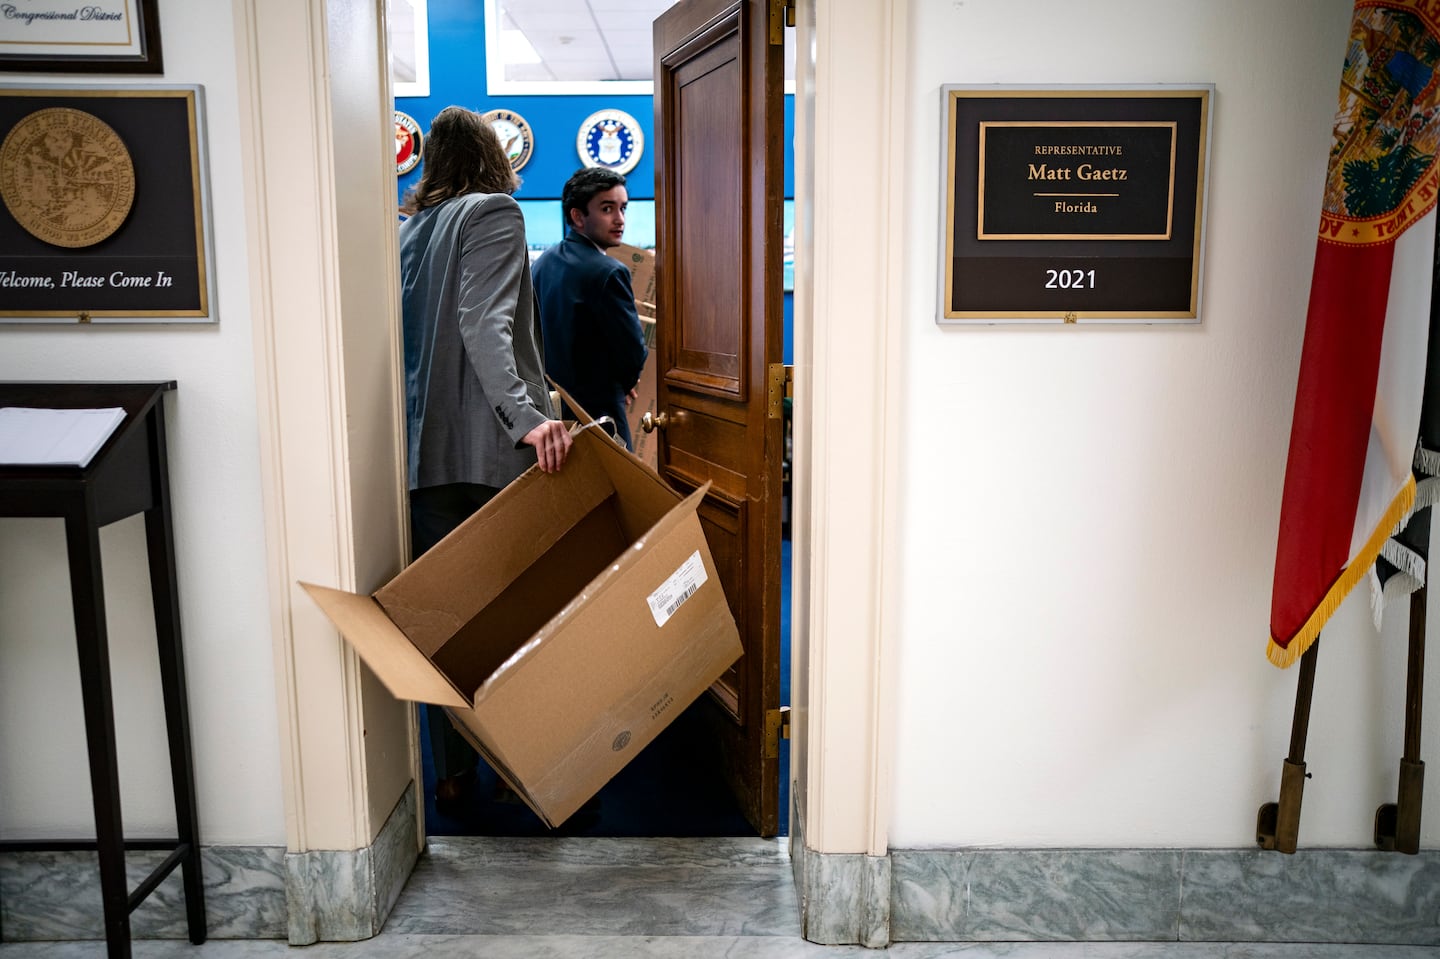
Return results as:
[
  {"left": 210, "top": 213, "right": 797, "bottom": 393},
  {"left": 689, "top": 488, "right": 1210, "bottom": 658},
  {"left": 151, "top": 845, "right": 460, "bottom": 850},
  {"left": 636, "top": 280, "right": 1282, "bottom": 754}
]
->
[{"left": 398, "top": 106, "right": 571, "bottom": 812}]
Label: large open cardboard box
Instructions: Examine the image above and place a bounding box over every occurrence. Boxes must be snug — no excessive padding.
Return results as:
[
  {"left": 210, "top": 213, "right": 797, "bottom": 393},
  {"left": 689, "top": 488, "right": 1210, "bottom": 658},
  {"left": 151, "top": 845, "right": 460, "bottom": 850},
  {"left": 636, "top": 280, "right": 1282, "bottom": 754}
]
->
[{"left": 300, "top": 424, "right": 741, "bottom": 827}]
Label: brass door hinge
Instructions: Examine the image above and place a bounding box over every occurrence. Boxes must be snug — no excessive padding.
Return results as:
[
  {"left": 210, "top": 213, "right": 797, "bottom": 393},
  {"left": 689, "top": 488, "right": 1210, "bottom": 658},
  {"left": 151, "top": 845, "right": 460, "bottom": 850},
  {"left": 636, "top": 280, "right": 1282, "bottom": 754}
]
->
[
  {"left": 764, "top": 705, "right": 791, "bottom": 759},
  {"left": 767, "top": 363, "right": 793, "bottom": 420},
  {"left": 769, "top": 0, "right": 795, "bottom": 45}
]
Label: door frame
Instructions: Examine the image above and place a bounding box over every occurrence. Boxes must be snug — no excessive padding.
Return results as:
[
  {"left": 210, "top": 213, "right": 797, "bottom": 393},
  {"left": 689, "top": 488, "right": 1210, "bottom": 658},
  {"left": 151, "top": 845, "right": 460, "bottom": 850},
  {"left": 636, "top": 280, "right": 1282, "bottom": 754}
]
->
[
  {"left": 240, "top": 0, "right": 904, "bottom": 865},
  {"left": 789, "top": 0, "right": 905, "bottom": 856},
  {"left": 235, "top": 0, "right": 417, "bottom": 860}
]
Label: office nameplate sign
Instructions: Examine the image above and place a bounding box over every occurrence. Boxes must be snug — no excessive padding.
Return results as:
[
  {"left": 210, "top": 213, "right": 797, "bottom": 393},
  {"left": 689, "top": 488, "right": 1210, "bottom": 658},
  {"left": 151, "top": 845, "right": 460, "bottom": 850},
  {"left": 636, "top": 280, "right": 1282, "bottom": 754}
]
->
[
  {"left": 941, "top": 86, "right": 1212, "bottom": 325},
  {"left": 979, "top": 121, "right": 1177, "bottom": 240}
]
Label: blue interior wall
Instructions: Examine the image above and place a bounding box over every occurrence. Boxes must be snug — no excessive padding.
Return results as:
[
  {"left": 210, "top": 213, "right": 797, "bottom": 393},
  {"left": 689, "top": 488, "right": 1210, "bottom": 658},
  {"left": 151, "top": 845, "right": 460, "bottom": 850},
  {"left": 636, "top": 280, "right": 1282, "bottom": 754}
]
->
[
  {"left": 397, "top": 0, "right": 795, "bottom": 201},
  {"left": 396, "top": 0, "right": 794, "bottom": 361}
]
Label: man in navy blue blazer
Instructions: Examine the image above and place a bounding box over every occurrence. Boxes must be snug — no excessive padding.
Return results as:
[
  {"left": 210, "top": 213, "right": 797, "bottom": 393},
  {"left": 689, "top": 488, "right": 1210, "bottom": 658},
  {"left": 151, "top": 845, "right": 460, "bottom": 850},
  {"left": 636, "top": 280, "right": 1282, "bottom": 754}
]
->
[{"left": 533, "top": 168, "right": 649, "bottom": 450}]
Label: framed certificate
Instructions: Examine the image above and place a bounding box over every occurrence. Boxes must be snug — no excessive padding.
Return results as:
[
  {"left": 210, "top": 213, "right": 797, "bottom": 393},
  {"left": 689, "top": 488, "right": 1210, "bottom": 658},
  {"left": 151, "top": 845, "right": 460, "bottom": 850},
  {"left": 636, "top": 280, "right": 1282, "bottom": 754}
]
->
[
  {"left": 940, "top": 85, "right": 1212, "bottom": 325},
  {"left": 0, "top": 0, "right": 162, "bottom": 74}
]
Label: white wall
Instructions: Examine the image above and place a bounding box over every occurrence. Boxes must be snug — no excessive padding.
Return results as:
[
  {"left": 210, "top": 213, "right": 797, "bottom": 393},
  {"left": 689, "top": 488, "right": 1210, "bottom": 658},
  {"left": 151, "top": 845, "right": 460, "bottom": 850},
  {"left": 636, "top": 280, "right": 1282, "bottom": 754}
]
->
[
  {"left": 6, "top": 0, "right": 1430, "bottom": 858},
  {"left": 891, "top": 0, "right": 1440, "bottom": 848},
  {"left": 0, "top": 0, "right": 284, "bottom": 845}
]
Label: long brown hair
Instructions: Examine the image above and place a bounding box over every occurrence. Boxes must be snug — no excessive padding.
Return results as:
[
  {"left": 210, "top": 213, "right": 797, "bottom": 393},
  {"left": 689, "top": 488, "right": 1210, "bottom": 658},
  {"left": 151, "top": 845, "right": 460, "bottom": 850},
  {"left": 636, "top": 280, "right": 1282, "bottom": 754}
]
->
[{"left": 406, "top": 106, "right": 520, "bottom": 212}]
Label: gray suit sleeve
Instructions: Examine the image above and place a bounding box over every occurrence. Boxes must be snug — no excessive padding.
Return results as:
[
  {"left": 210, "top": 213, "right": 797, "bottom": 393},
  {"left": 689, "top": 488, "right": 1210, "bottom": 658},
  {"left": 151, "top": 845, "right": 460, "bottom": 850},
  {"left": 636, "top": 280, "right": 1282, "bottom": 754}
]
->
[{"left": 455, "top": 196, "right": 548, "bottom": 446}]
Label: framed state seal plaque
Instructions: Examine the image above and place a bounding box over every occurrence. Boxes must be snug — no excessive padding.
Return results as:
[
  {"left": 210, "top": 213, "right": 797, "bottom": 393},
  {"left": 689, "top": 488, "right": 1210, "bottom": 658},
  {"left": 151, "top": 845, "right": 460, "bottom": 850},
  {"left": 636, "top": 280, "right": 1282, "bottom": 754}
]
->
[
  {"left": 939, "top": 85, "right": 1212, "bottom": 325},
  {"left": 0, "top": 84, "right": 216, "bottom": 323}
]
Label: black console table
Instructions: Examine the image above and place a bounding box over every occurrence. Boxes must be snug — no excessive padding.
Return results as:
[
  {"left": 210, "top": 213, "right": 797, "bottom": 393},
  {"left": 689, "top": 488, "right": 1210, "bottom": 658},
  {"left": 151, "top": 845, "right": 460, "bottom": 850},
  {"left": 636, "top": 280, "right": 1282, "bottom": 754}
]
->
[{"left": 0, "top": 382, "right": 205, "bottom": 958}]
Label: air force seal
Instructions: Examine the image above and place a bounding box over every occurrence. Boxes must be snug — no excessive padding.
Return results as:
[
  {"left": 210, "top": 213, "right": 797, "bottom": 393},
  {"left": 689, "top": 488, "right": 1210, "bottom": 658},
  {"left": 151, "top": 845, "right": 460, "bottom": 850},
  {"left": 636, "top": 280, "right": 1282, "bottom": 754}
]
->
[
  {"left": 482, "top": 109, "right": 535, "bottom": 172},
  {"left": 394, "top": 111, "right": 422, "bottom": 176},
  {"left": 577, "top": 109, "right": 643, "bottom": 174}
]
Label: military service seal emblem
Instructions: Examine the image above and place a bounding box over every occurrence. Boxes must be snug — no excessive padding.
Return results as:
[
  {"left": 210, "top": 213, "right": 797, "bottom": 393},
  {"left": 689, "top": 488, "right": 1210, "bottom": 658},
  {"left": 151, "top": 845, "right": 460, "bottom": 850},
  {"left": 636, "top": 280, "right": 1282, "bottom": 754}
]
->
[
  {"left": 577, "top": 109, "right": 643, "bottom": 174},
  {"left": 482, "top": 109, "right": 535, "bottom": 172},
  {"left": 0, "top": 108, "right": 136, "bottom": 249},
  {"left": 395, "top": 111, "right": 423, "bottom": 176}
]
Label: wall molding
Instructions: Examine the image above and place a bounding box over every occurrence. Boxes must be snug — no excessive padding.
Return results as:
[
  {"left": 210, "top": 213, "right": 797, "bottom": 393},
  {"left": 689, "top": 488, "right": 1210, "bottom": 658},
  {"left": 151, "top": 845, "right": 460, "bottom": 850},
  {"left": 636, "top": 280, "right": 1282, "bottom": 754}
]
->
[
  {"left": 891, "top": 845, "right": 1440, "bottom": 945},
  {"left": 792, "top": 839, "right": 1440, "bottom": 946},
  {"left": 234, "top": 0, "right": 416, "bottom": 862},
  {"left": 2, "top": 846, "right": 287, "bottom": 941},
  {"left": 793, "top": 0, "right": 908, "bottom": 863},
  {"left": 9, "top": 798, "right": 1434, "bottom": 949}
]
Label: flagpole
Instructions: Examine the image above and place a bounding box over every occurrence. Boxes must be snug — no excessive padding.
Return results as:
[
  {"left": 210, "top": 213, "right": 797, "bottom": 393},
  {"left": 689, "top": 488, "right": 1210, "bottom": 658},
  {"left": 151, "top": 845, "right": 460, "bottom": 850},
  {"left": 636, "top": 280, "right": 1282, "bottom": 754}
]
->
[
  {"left": 1373, "top": 197, "right": 1440, "bottom": 853},
  {"left": 1375, "top": 583, "right": 1426, "bottom": 853},
  {"left": 1256, "top": 641, "right": 1319, "bottom": 854}
]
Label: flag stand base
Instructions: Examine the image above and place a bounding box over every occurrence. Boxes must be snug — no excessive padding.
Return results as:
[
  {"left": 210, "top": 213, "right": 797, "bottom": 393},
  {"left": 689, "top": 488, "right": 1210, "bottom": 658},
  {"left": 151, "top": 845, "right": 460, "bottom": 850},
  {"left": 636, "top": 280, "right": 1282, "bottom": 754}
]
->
[
  {"left": 1257, "top": 641, "right": 1319, "bottom": 854},
  {"left": 1374, "top": 759, "right": 1424, "bottom": 853},
  {"left": 1375, "top": 585, "right": 1427, "bottom": 853},
  {"left": 1256, "top": 759, "right": 1308, "bottom": 853}
]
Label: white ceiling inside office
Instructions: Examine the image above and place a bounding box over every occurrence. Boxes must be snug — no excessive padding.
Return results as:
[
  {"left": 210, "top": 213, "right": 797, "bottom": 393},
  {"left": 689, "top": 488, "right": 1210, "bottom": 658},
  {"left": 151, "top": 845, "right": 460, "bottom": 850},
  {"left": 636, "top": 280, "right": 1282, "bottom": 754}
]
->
[{"left": 497, "top": 0, "right": 680, "bottom": 83}]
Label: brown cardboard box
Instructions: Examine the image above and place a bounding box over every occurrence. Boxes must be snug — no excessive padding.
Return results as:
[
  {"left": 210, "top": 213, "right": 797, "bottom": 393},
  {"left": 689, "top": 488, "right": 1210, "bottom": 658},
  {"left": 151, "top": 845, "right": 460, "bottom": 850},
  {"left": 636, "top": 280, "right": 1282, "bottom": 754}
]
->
[
  {"left": 628, "top": 318, "right": 658, "bottom": 469},
  {"left": 300, "top": 424, "right": 741, "bottom": 827},
  {"left": 607, "top": 243, "right": 656, "bottom": 319},
  {"left": 606, "top": 244, "right": 660, "bottom": 469}
]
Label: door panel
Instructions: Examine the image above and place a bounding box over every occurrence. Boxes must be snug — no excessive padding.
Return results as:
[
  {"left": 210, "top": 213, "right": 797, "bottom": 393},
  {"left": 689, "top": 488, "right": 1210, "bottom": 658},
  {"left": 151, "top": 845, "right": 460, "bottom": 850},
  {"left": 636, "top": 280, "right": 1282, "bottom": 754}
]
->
[
  {"left": 654, "top": 0, "right": 784, "bottom": 836},
  {"left": 672, "top": 34, "right": 746, "bottom": 390}
]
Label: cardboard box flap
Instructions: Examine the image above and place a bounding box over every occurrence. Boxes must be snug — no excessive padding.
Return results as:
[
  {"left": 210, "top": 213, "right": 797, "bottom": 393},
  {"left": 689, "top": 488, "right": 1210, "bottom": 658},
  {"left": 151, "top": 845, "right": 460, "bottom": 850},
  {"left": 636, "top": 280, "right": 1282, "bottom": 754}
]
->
[
  {"left": 552, "top": 377, "right": 681, "bottom": 517},
  {"left": 589, "top": 423, "right": 688, "bottom": 529},
  {"left": 548, "top": 378, "right": 592, "bottom": 423},
  {"left": 299, "top": 582, "right": 469, "bottom": 708},
  {"left": 548, "top": 378, "right": 627, "bottom": 448}
]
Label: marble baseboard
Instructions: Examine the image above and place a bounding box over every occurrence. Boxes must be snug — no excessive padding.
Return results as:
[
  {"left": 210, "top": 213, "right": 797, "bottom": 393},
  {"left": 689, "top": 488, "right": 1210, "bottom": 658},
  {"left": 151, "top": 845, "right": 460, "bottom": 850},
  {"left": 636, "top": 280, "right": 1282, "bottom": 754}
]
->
[
  {"left": 790, "top": 790, "right": 890, "bottom": 948},
  {"left": 0, "top": 844, "right": 287, "bottom": 941},
  {"left": 285, "top": 782, "right": 420, "bottom": 945},
  {"left": 890, "top": 847, "right": 1440, "bottom": 946},
  {"left": 1, "top": 781, "right": 420, "bottom": 945},
  {"left": 1179, "top": 848, "right": 1440, "bottom": 944},
  {"left": 797, "top": 849, "right": 894, "bottom": 947}
]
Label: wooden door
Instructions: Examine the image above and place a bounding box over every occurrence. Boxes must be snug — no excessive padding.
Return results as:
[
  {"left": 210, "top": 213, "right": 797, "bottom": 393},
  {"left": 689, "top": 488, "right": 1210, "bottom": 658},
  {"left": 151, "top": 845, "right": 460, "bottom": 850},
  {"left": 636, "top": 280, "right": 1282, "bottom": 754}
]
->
[{"left": 652, "top": 0, "right": 786, "bottom": 836}]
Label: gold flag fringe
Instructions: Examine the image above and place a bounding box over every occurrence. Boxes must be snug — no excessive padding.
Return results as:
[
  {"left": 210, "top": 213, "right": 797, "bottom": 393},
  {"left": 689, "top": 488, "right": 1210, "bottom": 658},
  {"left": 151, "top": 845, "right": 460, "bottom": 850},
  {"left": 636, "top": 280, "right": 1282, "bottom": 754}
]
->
[{"left": 1267, "top": 475, "right": 1416, "bottom": 669}]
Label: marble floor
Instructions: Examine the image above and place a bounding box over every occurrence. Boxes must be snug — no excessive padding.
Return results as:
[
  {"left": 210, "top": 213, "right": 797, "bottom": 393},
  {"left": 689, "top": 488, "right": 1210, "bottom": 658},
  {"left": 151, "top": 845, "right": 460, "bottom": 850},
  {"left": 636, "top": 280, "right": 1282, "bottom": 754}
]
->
[{"left": 1, "top": 837, "right": 1436, "bottom": 958}]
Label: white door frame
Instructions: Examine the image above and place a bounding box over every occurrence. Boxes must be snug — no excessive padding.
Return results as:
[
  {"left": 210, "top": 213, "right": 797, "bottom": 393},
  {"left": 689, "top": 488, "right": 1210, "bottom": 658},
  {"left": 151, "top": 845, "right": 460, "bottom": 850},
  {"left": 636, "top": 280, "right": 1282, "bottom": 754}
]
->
[{"left": 236, "top": 0, "right": 905, "bottom": 880}]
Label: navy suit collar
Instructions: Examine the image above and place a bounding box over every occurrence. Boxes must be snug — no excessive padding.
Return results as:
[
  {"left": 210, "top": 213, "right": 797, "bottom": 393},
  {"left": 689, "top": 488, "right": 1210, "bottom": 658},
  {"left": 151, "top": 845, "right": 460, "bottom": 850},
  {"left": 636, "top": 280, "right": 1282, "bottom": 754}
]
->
[{"left": 564, "top": 229, "right": 605, "bottom": 253}]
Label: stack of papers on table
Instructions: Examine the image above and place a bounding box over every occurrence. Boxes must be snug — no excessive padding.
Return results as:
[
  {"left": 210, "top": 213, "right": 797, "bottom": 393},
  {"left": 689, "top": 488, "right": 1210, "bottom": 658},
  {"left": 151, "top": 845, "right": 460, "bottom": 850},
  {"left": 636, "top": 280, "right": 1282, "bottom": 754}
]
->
[{"left": 0, "top": 407, "right": 127, "bottom": 468}]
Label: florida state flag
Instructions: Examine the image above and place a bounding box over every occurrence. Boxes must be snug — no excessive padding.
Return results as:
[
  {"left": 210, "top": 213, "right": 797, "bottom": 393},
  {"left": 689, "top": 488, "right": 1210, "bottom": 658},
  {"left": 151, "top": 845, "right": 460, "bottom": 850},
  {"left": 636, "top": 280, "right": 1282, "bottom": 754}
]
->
[{"left": 1270, "top": 0, "right": 1440, "bottom": 668}]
